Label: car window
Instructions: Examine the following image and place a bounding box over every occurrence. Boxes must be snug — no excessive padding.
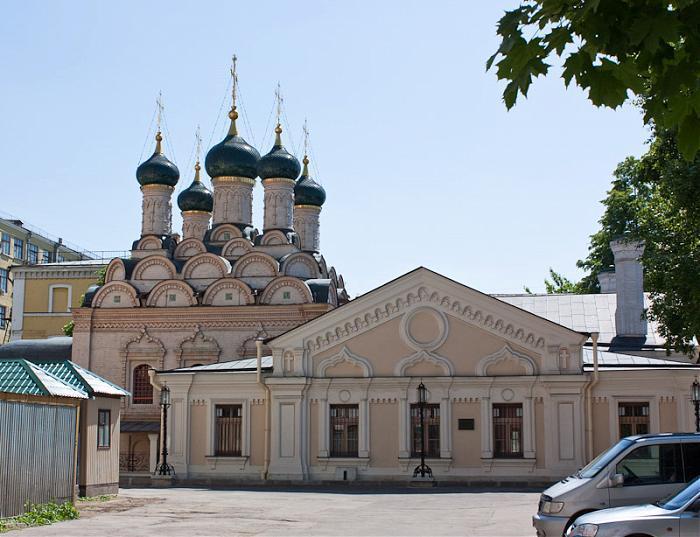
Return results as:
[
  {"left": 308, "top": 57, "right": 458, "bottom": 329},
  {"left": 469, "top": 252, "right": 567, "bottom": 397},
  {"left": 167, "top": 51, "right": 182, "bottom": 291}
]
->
[
  {"left": 683, "top": 443, "right": 700, "bottom": 482},
  {"left": 579, "top": 438, "right": 634, "bottom": 478},
  {"left": 616, "top": 443, "right": 683, "bottom": 486}
]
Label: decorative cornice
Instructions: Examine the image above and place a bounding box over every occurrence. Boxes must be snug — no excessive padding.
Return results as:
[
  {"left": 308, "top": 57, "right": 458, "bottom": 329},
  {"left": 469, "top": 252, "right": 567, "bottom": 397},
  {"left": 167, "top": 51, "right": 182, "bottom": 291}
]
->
[
  {"left": 141, "top": 184, "right": 174, "bottom": 192},
  {"left": 212, "top": 176, "right": 256, "bottom": 186},
  {"left": 395, "top": 350, "right": 454, "bottom": 376},
  {"left": 317, "top": 346, "right": 373, "bottom": 377},
  {"left": 476, "top": 345, "right": 538, "bottom": 376},
  {"left": 261, "top": 177, "right": 296, "bottom": 186}
]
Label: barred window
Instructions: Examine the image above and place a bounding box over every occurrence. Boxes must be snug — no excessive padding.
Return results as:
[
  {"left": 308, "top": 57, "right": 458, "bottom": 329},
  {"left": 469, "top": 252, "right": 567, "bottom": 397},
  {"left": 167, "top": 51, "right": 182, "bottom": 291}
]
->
[
  {"left": 215, "top": 404, "right": 242, "bottom": 456},
  {"left": 619, "top": 402, "right": 649, "bottom": 437},
  {"left": 330, "top": 404, "right": 359, "bottom": 457},
  {"left": 493, "top": 403, "right": 523, "bottom": 458},
  {"left": 27, "top": 243, "right": 38, "bottom": 264},
  {"left": 411, "top": 403, "right": 440, "bottom": 458},
  {"left": 132, "top": 364, "right": 153, "bottom": 405},
  {"left": 98, "top": 409, "right": 111, "bottom": 448}
]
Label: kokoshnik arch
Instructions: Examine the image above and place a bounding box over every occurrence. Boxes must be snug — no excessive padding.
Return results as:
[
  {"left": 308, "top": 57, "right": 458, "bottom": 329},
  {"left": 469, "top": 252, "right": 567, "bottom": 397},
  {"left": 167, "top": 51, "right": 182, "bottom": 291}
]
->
[{"left": 70, "top": 62, "right": 700, "bottom": 483}]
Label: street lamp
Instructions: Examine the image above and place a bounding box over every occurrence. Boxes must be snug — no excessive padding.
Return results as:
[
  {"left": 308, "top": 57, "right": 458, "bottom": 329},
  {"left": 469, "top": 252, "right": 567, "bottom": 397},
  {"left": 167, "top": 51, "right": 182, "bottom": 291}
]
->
[
  {"left": 692, "top": 378, "right": 700, "bottom": 433},
  {"left": 155, "top": 385, "right": 175, "bottom": 476},
  {"left": 412, "top": 381, "right": 433, "bottom": 479}
]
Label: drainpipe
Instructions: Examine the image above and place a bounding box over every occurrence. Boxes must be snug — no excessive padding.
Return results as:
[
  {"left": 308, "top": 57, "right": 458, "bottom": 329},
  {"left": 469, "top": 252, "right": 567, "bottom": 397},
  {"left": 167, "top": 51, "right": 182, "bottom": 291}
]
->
[
  {"left": 585, "top": 332, "right": 600, "bottom": 462},
  {"left": 256, "top": 339, "right": 271, "bottom": 480}
]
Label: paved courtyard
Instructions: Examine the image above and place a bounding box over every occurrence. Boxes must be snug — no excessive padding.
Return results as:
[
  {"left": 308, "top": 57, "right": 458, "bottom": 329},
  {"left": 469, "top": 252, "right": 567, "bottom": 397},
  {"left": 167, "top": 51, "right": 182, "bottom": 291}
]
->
[{"left": 16, "top": 487, "right": 540, "bottom": 537}]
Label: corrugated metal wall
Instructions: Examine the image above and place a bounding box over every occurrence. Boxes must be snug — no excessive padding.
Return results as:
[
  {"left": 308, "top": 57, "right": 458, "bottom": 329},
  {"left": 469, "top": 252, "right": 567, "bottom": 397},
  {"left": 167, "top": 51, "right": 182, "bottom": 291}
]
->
[{"left": 0, "top": 399, "right": 76, "bottom": 517}]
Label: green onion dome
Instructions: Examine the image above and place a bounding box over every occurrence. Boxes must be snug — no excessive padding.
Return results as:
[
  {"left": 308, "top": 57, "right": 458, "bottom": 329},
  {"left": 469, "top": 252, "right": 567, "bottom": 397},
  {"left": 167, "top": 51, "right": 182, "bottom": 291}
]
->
[
  {"left": 258, "top": 124, "right": 301, "bottom": 181},
  {"left": 205, "top": 108, "right": 260, "bottom": 179},
  {"left": 294, "top": 156, "right": 326, "bottom": 206},
  {"left": 136, "top": 132, "right": 180, "bottom": 187},
  {"left": 177, "top": 162, "right": 213, "bottom": 212}
]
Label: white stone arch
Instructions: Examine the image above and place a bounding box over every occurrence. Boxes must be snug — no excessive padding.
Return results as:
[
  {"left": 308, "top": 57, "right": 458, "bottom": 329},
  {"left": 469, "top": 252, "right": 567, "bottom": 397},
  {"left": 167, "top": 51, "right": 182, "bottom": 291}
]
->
[
  {"left": 92, "top": 281, "right": 139, "bottom": 308},
  {"left": 201, "top": 278, "right": 255, "bottom": 306},
  {"left": 259, "top": 276, "right": 313, "bottom": 305},
  {"left": 476, "top": 345, "right": 538, "bottom": 376},
  {"left": 260, "top": 230, "right": 289, "bottom": 246},
  {"left": 317, "top": 255, "right": 328, "bottom": 277},
  {"left": 132, "top": 255, "right": 177, "bottom": 282},
  {"left": 327, "top": 280, "right": 338, "bottom": 307},
  {"left": 182, "top": 253, "right": 230, "bottom": 285},
  {"left": 211, "top": 224, "right": 242, "bottom": 242},
  {"left": 233, "top": 252, "right": 279, "bottom": 278},
  {"left": 145, "top": 279, "right": 197, "bottom": 307},
  {"left": 317, "top": 346, "right": 373, "bottom": 378},
  {"left": 174, "top": 238, "right": 207, "bottom": 259},
  {"left": 328, "top": 266, "right": 338, "bottom": 286},
  {"left": 221, "top": 237, "right": 253, "bottom": 258},
  {"left": 105, "top": 258, "right": 126, "bottom": 283},
  {"left": 135, "top": 236, "right": 162, "bottom": 250},
  {"left": 394, "top": 350, "right": 454, "bottom": 376},
  {"left": 281, "top": 252, "right": 320, "bottom": 279}
]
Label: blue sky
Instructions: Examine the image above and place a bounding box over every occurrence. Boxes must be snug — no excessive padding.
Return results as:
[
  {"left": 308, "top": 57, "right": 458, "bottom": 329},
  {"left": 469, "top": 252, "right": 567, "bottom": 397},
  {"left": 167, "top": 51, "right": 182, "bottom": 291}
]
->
[{"left": 0, "top": 1, "right": 649, "bottom": 295}]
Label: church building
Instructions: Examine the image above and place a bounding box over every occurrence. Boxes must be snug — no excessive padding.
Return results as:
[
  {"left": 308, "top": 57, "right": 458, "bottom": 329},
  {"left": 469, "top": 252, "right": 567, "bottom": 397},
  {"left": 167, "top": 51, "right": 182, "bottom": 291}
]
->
[{"left": 70, "top": 65, "right": 700, "bottom": 483}]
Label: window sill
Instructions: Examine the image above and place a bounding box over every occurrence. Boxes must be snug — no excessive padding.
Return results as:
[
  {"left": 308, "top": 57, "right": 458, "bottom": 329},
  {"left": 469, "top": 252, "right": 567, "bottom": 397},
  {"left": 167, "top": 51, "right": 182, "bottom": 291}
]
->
[{"left": 204, "top": 455, "right": 249, "bottom": 470}]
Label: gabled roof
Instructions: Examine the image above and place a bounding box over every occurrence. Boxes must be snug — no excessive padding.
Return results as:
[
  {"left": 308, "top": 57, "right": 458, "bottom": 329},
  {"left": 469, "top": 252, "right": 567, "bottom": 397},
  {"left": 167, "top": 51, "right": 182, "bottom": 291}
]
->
[
  {"left": 0, "top": 337, "right": 72, "bottom": 361},
  {"left": 34, "top": 360, "right": 129, "bottom": 397},
  {"left": 0, "top": 359, "right": 87, "bottom": 399}
]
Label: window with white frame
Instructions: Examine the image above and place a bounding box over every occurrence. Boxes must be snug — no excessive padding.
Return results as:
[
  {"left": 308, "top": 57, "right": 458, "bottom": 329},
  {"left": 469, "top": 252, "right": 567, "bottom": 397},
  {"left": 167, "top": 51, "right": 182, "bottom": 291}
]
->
[
  {"left": 215, "top": 404, "right": 242, "bottom": 456},
  {"left": 330, "top": 404, "right": 359, "bottom": 457},
  {"left": 97, "top": 409, "right": 111, "bottom": 448},
  {"left": 493, "top": 403, "right": 523, "bottom": 458}
]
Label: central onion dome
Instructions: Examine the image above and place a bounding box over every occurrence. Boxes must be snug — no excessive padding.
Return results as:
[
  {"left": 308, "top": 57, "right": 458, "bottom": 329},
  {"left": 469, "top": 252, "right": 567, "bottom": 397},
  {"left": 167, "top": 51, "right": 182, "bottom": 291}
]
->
[
  {"left": 136, "top": 132, "right": 180, "bottom": 187},
  {"left": 257, "top": 124, "right": 301, "bottom": 180},
  {"left": 294, "top": 156, "right": 326, "bottom": 206},
  {"left": 205, "top": 108, "right": 260, "bottom": 179},
  {"left": 177, "top": 162, "right": 213, "bottom": 212}
]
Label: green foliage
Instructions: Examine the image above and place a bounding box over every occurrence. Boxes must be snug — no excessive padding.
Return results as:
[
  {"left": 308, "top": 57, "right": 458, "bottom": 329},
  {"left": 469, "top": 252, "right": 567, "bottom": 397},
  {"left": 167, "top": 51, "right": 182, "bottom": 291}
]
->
[
  {"left": 0, "top": 501, "right": 79, "bottom": 532},
  {"left": 488, "top": 0, "right": 700, "bottom": 159},
  {"left": 62, "top": 319, "right": 74, "bottom": 337},
  {"left": 78, "top": 494, "right": 114, "bottom": 502},
  {"left": 95, "top": 267, "right": 106, "bottom": 286},
  {"left": 524, "top": 268, "right": 582, "bottom": 294}
]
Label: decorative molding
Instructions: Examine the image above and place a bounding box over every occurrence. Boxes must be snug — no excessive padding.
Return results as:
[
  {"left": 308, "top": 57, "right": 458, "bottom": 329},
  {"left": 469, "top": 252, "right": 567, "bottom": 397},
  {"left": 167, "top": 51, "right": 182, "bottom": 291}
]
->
[
  {"left": 145, "top": 279, "right": 197, "bottom": 307},
  {"left": 452, "top": 397, "right": 480, "bottom": 403},
  {"left": 233, "top": 252, "right": 279, "bottom": 278},
  {"left": 201, "top": 278, "right": 255, "bottom": 306},
  {"left": 92, "top": 281, "right": 139, "bottom": 308},
  {"left": 369, "top": 397, "right": 397, "bottom": 404},
  {"left": 132, "top": 255, "right": 177, "bottom": 281},
  {"left": 394, "top": 350, "right": 454, "bottom": 376},
  {"left": 210, "top": 223, "right": 243, "bottom": 242},
  {"left": 260, "top": 230, "right": 289, "bottom": 246},
  {"left": 400, "top": 306, "right": 449, "bottom": 351},
  {"left": 174, "top": 238, "right": 207, "bottom": 259},
  {"left": 476, "top": 345, "right": 537, "bottom": 376},
  {"left": 175, "top": 325, "right": 221, "bottom": 366},
  {"left": 105, "top": 258, "right": 126, "bottom": 283},
  {"left": 181, "top": 253, "right": 230, "bottom": 280},
  {"left": 259, "top": 276, "right": 313, "bottom": 305},
  {"left": 317, "top": 346, "right": 373, "bottom": 378},
  {"left": 221, "top": 238, "right": 253, "bottom": 258},
  {"left": 303, "top": 286, "right": 547, "bottom": 353},
  {"left": 281, "top": 252, "right": 320, "bottom": 279}
]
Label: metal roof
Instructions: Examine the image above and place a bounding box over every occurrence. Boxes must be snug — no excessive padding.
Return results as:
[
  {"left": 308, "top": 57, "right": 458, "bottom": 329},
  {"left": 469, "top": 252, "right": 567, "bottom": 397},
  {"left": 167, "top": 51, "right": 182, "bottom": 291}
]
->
[
  {"left": 582, "top": 348, "right": 700, "bottom": 370},
  {"left": 0, "top": 359, "right": 87, "bottom": 399},
  {"left": 164, "top": 356, "right": 273, "bottom": 373},
  {"left": 35, "top": 360, "right": 129, "bottom": 397},
  {"left": 0, "top": 337, "right": 73, "bottom": 361}
]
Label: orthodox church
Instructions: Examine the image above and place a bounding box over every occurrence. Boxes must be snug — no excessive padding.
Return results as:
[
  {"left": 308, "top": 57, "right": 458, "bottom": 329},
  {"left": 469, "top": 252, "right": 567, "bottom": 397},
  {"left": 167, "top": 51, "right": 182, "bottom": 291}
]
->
[{"left": 70, "top": 65, "right": 700, "bottom": 484}]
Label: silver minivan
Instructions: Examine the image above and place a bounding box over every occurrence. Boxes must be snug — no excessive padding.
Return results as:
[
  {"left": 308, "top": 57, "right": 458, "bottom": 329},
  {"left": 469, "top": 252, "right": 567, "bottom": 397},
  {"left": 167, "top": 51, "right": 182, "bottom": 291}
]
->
[{"left": 533, "top": 433, "right": 700, "bottom": 536}]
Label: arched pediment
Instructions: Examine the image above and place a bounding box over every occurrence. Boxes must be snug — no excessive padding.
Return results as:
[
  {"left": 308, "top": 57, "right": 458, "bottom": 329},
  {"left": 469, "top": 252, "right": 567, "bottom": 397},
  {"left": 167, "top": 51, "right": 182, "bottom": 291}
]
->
[
  {"left": 201, "top": 278, "right": 255, "bottom": 306},
  {"left": 105, "top": 258, "right": 126, "bottom": 283},
  {"left": 211, "top": 224, "right": 242, "bottom": 243},
  {"left": 260, "top": 230, "right": 289, "bottom": 246},
  {"left": 476, "top": 345, "right": 537, "bottom": 376},
  {"left": 327, "top": 280, "right": 338, "bottom": 307},
  {"left": 233, "top": 252, "right": 279, "bottom": 278},
  {"left": 221, "top": 238, "right": 253, "bottom": 258},
  {"left": 317, "top": 255, "right": 328, "bottom": 277},
  {"left": 317, "top": 347, "right": 373, "bottom": 377},
  {"left": 146, "top": 279, "right": 197, "bottom": 307},
  {"left": 135, "top": 236, "right": 162, "bottom": 250},
  {"left": 132, "top": 255, "right": 177, "bottom": 281},
  {"left": 281, "top": 252, "right": 320, "bottom": 279},
  {"left": 176, "top": 326, "right": 220, "bottom": 366},
  {"left": 92, "top": 281, "right": 139, "bottom": 308},
  {"left": 182, "top": 253, "right": 230, "bottom": 286},
  {"left": 328, "top": 266, "right": 338, "bottom": 286},
  {"left": 121, "top": 327, "right": 165, "bottom": 359},
  {"left": 174, "top": 238, "right": 207, "bottom": 259},
  {"left": 260, "top": 276, "right": 313, "bottom": 305},
  {"left": 395, "top": 350, "right": 453, "bottom": 376}
]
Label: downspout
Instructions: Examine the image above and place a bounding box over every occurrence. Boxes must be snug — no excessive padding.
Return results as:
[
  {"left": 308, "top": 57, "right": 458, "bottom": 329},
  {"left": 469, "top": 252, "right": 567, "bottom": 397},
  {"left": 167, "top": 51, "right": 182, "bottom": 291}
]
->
[
  {"left": 585, "top": 332, "right": 600, "bottom": 462},
  {"left": 256, "top": 339, "right": 271, "bottom": 480}
]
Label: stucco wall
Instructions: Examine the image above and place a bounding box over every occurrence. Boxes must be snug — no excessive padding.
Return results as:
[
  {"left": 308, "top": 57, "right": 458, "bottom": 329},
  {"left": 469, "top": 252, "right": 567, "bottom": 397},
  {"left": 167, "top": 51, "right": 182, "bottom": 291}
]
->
[
  {"left": 659, "top": 398, "right": 678, "bottom": 432},
  {"left": 451, "top": 402, "right": 481, "bottom": 468},
  {"left": 592, "top": 400, "right": 611, "bottom": 457},
  {"left": 369, "top": 402, "right": 398, "bottom": 468},
  {"left": 189, "top": 404, "right": 207, "bottom": 466}
]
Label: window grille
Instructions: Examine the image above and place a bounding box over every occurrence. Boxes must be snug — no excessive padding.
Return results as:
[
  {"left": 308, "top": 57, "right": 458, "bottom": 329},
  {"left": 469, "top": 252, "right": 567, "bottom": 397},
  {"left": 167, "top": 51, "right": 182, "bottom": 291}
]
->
[
  {"left": 98, "top": 409, "right": 111, "bottom": 448},
  {"left": 215, "top": 404, "right": 242, "bottom": 456},
  {"left": 132, "top": 364, "right": 153, "bottom": 404},
  {"left": 493, "top": 403, "right": 523, "bottom": 458},
  {"left": 411, "top": 403, "right": 440, "bottom": 458},
  {"left": 330, "top": 404, "right": 359, "bottom": 457},
  {"left": 618, "top": 402, "right": 650, "bottom": 437}
]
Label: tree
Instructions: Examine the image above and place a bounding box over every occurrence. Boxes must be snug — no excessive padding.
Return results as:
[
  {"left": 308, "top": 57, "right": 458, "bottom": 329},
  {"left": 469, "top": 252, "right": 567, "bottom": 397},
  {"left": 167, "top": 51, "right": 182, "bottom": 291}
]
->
[
  {"left": 487, "top": 0, "right": 700, "bottom": 159},
  {"left": 524, "top": 268, "right": 580, "bottom": 294}
]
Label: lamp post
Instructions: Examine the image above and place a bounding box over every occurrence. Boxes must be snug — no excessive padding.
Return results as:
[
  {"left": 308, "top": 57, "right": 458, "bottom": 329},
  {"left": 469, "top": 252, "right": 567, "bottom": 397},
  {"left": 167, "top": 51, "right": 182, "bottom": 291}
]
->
[
  {"left": 155, "top": 385, "right": 175, "bottom": 476},
  {"left": 412, "top": 381, "right": 433, "bottom": 479},
  {"left": 692, "top": 378, "right": 700, "bottom": 433}
]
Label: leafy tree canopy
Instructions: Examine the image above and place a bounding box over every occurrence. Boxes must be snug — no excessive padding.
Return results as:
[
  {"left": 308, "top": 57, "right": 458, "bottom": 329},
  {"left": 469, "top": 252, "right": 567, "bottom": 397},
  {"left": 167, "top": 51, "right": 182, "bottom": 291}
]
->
[{"left": 488, "top": 0, "right": 700, "bottom": 159}]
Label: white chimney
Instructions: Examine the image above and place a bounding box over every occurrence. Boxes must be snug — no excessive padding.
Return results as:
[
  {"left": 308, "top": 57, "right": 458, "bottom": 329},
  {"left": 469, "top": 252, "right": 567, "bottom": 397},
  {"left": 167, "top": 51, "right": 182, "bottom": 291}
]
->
[
  {"left": 610, "top": 238, "right": 647, "bottom": 338},
  {"left": 597, "top": 271, "right": 616, "bottom": 294}
]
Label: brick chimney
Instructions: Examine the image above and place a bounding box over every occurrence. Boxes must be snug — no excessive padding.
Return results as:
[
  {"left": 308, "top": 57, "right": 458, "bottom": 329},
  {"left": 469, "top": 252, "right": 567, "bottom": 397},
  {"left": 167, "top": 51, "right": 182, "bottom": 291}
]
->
[{"left": 610, "top": 238, "right": 647, "bottom": 338}]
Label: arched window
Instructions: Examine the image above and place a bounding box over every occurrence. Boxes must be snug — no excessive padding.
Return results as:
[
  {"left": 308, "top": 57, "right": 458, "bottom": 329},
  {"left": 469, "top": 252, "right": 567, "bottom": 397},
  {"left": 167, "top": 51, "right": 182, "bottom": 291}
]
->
[{"left": 132, "top": 365, "right": 153, "bottom": 404}]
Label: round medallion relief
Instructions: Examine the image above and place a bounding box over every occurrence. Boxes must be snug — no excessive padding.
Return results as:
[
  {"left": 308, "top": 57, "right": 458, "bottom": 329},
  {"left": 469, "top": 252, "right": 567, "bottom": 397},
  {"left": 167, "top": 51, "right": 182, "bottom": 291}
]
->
[
  {"left": 339, "top": 389, "right": 351, "bottom": 403},
  {"left": 400, "top": 306, "right": 449, "bottom": 351},
  {"left": 501, "top": 388, "right": 515, "bottom": 402}
]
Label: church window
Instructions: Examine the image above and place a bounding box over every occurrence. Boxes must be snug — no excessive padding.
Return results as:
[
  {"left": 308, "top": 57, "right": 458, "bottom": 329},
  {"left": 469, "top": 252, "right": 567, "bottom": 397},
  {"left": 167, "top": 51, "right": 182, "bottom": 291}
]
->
[
  {"left": 618, "top": 402, "right": 649, "bottom": 437},
  {"left": 493, "top": 404, "right": 523, "bottom": 458},
  {"left": 132, "top": 364, "right": 153, "bottom": 404},
  {"left": 215, "top": 404, "right": 242, "bottom": 456},
  {"left": 330, "top": 404, "right": 358, "bottom": 457},
  {"left": 97, "top": 409, "right": 111, "bottom": 448},
  {"left": 27, "top": 243, "right": 38, "bottom": 264},
  {"left": 411, "top": 404, "right": 440, "bottom": 458},
  {"left": 1, "top": 233, "right": 10, "bottom": 256},
  {"left": 13, "top": 238, "right": 23, "bottom": 260},
  {"left": 0, "top": 268, "right": 7, "bottom": 293}
]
